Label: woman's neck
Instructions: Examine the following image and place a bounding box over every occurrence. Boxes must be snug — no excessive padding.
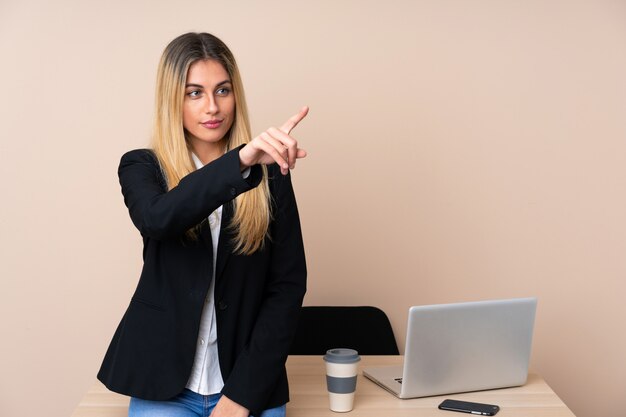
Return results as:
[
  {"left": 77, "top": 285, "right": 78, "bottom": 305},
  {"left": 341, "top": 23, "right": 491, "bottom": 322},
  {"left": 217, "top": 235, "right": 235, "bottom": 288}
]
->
[{"left": 191, "top": 140, "right": 225, "bottom": 165}]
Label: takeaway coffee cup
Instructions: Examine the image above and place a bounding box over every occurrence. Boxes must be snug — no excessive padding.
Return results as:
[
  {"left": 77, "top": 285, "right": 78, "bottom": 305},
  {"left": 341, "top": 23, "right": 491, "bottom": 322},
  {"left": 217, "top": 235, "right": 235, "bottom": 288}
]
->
[{"left": 323, "top": 348, "right": 361, "bottom": 412}]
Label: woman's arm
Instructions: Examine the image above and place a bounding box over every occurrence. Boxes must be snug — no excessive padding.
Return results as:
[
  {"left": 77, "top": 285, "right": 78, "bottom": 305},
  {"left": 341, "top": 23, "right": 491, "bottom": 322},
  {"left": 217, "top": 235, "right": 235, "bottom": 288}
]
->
[{"left": 118, "top": 146, "right": 262, "bottom": 240}]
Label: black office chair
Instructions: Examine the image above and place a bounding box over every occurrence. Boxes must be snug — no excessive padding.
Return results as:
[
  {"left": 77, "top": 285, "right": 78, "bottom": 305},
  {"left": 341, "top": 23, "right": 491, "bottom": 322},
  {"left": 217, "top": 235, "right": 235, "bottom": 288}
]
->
[{"left": 289, "top": 306, "right": 399, "bottom": 355}]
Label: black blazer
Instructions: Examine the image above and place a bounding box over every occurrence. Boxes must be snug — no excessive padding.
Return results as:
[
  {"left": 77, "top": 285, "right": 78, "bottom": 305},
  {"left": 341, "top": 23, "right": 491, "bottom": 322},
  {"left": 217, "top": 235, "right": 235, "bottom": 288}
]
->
[{"left": 97, "top": 146, "right": 307, "bottom": 415}]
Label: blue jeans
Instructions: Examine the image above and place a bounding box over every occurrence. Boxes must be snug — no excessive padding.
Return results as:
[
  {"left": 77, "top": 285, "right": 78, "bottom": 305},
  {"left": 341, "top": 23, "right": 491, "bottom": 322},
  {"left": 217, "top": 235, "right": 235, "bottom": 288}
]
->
[{"left": 128, "top": 390, "right": 286, "bottom": 417}]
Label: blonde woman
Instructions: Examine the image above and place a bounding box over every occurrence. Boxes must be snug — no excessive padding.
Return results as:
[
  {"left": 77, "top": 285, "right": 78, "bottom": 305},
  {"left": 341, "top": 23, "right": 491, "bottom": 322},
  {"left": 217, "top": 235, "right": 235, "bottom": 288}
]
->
[{"left": 98, "top": 32, "right": 308, "bottom": 417}]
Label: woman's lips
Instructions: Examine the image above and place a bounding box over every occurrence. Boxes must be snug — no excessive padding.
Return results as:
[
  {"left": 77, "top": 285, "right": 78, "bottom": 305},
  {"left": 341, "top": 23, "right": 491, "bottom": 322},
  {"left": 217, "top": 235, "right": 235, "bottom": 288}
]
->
[{"left": 201, "top": 120, "right": 223, "bottom": 129}]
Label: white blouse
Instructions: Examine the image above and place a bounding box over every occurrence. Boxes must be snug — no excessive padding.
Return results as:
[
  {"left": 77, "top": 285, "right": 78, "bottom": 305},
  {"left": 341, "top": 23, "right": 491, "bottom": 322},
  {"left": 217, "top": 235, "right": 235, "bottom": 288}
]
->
[
  {"left": 185, "top": 152, "right": 252, "bottom": 395},
  {"left": 185, "top": 152, "right": 225, "bottom": 394}
]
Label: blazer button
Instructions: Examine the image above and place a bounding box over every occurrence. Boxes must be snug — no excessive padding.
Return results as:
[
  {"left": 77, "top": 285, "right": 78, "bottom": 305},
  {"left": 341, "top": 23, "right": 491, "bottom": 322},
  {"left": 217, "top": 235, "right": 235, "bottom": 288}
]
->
[
  {"left": 230, "top": 187, "right": 236, "bottom": 196},
  {"left": 218, "top": 300, "right": 228, "bottom": 310}
]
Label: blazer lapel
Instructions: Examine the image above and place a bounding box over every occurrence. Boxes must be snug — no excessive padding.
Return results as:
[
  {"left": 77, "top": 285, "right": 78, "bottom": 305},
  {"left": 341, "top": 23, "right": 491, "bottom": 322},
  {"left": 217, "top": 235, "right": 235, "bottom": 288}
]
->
[
  {"left": 198, "top": 218, "right": 214, "bottom": 257},
  {"left": 215, "top": 201, "right": 235, "bottom": 286}
]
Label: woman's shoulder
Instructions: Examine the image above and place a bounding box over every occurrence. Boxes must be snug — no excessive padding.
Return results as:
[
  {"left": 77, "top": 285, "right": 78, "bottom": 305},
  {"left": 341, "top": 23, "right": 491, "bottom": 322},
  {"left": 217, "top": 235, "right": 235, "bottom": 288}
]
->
[
  {"left": 266, "top": 163, "right": 295, "bottom": 196},
  {"left": 120, "top": 148, "right": 158, "bottom": 164},
  {"left": 266, "top": 163, "right": 286, "bottom": 185},
  {"left": 118, "top": 149, "right": 162, "bottom": 180}
]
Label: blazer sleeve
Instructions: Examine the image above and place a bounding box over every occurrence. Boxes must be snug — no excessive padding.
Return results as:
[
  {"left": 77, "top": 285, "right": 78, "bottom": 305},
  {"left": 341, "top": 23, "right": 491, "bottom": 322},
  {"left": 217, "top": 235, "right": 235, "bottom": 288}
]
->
[
  {"left": 221, "top": 166, "right": 307, "bottom": 413},
  {"left": 118, "top": 146, "right": 262, "bottom": 240}
]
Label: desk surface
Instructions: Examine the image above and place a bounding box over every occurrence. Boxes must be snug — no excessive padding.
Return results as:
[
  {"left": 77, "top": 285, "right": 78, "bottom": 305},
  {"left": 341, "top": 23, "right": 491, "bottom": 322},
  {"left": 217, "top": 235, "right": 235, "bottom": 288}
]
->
[{"left": 72, "top": 356, "right": 575, "bottom": 417}]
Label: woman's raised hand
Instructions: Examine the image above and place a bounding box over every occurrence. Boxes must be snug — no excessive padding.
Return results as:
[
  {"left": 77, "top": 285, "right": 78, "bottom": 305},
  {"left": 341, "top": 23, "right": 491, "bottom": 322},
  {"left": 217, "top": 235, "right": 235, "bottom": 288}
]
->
[{"left": 239, "top": 106, "right": 309, "bottom": 175}]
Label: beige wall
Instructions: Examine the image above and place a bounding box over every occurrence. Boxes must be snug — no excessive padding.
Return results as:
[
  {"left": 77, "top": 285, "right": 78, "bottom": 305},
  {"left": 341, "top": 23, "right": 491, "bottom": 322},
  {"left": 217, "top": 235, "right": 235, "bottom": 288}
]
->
[{"left": 1, "top": 1, "right": 625, "bottom": 416}]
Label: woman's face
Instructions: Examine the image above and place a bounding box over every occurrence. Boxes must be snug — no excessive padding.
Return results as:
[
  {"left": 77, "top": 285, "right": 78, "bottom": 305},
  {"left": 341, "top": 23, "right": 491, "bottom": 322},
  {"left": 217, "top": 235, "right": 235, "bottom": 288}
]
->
[{"left": 183, "top": 59, "right": 235, "bottom": 155}]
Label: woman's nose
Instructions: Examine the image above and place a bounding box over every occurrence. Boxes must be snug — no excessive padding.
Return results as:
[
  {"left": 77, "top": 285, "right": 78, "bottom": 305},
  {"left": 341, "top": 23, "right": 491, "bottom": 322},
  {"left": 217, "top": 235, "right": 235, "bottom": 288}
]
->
[{"left": 205, "top": 95, "right": 218, "bottom": 114}]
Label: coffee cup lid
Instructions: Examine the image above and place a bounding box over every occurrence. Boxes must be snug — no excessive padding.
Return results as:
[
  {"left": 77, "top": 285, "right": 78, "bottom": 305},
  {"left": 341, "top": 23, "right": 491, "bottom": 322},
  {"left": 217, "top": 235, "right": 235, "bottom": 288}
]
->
[{"left": 324, "top": 348, "right": 361, "bottom": 363}]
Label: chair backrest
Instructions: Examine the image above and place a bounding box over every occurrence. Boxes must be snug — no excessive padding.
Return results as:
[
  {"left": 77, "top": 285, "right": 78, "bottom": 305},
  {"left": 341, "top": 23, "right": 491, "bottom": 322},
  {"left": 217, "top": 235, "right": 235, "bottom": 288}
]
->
[{"left": 289, "top": 306, "right": 400, "bottom": 355}]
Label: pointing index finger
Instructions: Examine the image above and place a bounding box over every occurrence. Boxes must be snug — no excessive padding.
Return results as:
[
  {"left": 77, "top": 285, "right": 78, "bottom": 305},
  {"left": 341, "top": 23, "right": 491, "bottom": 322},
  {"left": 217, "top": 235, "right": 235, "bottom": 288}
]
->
[{"left": 279, "top": 106, "right": 309, "bottom": 135}]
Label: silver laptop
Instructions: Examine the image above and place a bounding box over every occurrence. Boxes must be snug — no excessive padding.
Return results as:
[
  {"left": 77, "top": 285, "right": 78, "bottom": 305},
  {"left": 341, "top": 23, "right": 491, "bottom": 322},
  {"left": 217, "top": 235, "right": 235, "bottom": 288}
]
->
[{"left": 363, "top": 297, "right": 537, "bottom": 399}]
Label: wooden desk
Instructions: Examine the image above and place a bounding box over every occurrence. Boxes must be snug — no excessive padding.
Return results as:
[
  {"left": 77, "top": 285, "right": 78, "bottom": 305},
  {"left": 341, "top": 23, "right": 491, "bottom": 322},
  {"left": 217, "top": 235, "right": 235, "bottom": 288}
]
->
[{"left": 72, "top": 356, "right": 575, "bottom": 417}]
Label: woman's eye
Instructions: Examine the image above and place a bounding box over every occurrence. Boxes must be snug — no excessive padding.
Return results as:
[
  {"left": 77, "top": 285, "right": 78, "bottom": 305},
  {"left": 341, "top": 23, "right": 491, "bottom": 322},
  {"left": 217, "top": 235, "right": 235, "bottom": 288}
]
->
[
  {"left": 187, "top": 90, "right": 202, "bottom": 98},
  {"left": 216, "top": 87, "right": 231, "bottom": 96}
]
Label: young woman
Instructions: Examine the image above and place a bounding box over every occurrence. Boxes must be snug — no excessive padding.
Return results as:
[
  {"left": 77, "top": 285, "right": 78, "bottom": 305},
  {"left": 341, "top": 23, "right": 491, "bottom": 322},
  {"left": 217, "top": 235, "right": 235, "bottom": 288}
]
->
[{"left": 97, "top": 32, "right": 308, "bottom": 417}]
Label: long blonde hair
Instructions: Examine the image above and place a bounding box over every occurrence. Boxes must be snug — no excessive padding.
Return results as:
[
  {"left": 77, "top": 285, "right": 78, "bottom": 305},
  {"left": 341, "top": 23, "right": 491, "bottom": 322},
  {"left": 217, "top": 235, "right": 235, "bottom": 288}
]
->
[{"left": 151, "top": 32, "right": 270, "bottom": 254}]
